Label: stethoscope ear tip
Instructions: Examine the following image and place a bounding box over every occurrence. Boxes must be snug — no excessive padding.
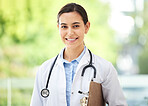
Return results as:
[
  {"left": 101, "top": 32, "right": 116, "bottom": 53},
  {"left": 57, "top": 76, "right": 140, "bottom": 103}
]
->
[{"left": 78, "top": 90, "right": 83, "bottom": 94}]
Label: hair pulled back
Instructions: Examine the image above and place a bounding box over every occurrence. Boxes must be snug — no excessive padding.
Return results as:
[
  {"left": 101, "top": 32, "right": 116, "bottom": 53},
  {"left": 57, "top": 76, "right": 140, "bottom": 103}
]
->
[{"left": 57, "top": 3, "right": 88, "bottom": 25}]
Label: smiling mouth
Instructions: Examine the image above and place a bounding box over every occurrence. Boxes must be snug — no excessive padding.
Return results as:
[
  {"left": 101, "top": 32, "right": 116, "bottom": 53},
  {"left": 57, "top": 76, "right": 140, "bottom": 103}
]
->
[{"left": 66, "top": 38, "right": 78, "bottom": 41}]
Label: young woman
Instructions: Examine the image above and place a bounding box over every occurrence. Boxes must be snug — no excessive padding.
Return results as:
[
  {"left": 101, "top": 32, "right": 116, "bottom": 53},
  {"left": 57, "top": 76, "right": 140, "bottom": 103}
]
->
[{"left": 30, "top": 3, "right": 127, "bottom": 106}]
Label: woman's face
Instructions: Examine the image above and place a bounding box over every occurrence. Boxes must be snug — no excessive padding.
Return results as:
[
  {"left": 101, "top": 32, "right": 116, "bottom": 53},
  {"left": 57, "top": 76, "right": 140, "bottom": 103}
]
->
[{"left": 57, "top": 11, "right": 90, "bottom": 49}]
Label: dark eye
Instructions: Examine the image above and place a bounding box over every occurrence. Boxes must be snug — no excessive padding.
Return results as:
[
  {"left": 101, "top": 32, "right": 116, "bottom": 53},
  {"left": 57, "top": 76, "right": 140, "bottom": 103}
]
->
[
  {"left": 73, "top": 25, "right": 79, "bottom": 28},
  {"left": 61, "top": 26, "right": 67, "bottom": 28}
]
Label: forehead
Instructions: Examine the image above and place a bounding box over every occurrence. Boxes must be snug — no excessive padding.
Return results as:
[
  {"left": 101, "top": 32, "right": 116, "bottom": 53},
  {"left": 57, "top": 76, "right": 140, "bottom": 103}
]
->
[{"left": 59, "top": 12, "right": 83, "bottom": 24}]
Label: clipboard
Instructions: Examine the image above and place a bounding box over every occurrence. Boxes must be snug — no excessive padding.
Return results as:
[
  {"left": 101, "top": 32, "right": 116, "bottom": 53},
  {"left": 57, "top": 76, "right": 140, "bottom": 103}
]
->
[{"left": 87, "top": 81, "right": 106, "bottom": 106}]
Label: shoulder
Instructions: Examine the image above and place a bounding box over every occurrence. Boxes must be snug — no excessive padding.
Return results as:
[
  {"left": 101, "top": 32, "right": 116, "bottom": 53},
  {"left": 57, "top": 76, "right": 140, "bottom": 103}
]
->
[
  {"left": 92, "top": 53, "right": 117, "bottom": 81},
  {"left": 93, "top": 54, "right": 112, "bottom": 67},
  {"left": 37, "top": 56, "right": 57, "bottom": 75},
  {"left": 37, "top": 48, "right": 64, "bottom": 74},
  {"left": 41, "top": 57, "right": 56, "bottom": 68}
]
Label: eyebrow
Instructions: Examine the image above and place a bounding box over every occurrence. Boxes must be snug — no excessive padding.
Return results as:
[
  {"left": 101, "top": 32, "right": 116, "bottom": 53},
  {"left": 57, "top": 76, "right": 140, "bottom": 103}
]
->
[
  {"left": 72, "top": 22, "right": 80, "bottom": 25},
  {"left": 60, "top": 22, "right": 80, "bottom": 25}
]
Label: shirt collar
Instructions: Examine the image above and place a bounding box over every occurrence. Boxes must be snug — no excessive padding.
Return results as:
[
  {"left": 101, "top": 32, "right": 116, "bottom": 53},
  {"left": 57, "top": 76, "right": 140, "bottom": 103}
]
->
[{"left": 60, "top": 46, "right": 86, "bottom": 64}]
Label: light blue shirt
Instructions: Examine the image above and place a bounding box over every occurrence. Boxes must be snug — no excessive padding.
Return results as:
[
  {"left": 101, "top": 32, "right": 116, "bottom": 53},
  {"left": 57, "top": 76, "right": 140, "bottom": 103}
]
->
[{"left": 60, "top": 46, "right": 86, "bottom": 106}]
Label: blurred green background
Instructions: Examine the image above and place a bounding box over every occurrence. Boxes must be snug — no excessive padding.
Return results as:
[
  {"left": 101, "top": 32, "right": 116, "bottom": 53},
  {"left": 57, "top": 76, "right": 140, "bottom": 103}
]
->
[
  {"left": 0, "top": 0, "right": 117, "bottom": 78},
  {"left": 0, "top": 0, "right": 148, "bottom": 105}
]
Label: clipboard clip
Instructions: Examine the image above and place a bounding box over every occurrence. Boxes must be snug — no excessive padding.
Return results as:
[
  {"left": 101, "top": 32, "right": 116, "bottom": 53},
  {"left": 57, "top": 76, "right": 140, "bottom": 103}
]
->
[{"left": 80, "top": 97, "right": 89, "bottom": 106}]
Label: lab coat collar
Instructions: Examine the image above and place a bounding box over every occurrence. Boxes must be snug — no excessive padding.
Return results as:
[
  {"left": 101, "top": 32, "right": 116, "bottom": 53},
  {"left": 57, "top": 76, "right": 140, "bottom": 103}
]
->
[
  {"left": 75, "top": 47, "right": 92, "bottom": 74},
  {"left": 55, "top": 48, "right": 65, "bottom": 68},
  {"left": 55, "top": 47, "right": 94, "bottom": 71}
]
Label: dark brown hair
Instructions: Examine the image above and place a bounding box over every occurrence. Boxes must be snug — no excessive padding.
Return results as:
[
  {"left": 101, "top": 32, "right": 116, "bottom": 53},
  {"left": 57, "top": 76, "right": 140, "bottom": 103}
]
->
[{"left": 57, "top": 3, "right": 88, "bottom": 25}]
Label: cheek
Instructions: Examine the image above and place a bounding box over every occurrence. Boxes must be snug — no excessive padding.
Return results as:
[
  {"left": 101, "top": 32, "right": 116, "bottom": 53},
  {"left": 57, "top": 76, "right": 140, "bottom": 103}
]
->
[
  {"left": 59, "top": 30, "right": 66, "bottom": 40},
  {"left": 59, "top": 30, "right": 64, "bottom": 36},
  {"left": 78, "top": 29, "right": 85, "bottom": 37}
]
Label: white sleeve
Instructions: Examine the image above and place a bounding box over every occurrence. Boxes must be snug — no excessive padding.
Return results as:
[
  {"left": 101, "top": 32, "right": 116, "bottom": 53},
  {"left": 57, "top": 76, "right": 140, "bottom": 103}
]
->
[
  {"left": 30, "top": 68, "right": 43, "bottom": 106},
  {"left": 102, "top": 63, "right": 128, "bottom": 106}
]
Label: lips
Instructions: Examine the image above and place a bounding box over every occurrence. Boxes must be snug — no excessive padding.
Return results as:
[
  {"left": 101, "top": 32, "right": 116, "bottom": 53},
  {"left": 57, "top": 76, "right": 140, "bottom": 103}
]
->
[{"left": 66, "top": 37, "right": 78, "bottom": 41}]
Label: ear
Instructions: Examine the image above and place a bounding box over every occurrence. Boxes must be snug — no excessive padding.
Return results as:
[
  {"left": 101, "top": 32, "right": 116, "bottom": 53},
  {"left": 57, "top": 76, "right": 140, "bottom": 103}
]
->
[
  {"left": 57, "top": 24, "right": 59, "bottom": 29},
  {"left": 85, "top": 21, "right": 90, "bottom": 34}
]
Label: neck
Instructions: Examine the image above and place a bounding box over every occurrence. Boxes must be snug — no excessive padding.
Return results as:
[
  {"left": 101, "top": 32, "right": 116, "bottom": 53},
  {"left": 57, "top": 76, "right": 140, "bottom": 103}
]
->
[{"left": 64, "top": 45, "right": 84, "bottom": 62}]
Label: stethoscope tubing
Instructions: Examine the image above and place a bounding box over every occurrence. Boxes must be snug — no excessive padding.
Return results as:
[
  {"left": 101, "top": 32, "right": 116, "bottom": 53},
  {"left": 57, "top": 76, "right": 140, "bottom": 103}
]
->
[
  {"left": 45, "top": 55, "right": 59, "bottom": 88},
  {"left": 41, "top": 55, "right": 58, "bottom": 98},
  {"left": 41, "top": 49, "right": 96, "bottom": 98},
  {"left": 81, "top": 49, "right": 96, "bottom": 78},
  {"left": 81, "top": 64, "right": 96, "bottom": 78}
]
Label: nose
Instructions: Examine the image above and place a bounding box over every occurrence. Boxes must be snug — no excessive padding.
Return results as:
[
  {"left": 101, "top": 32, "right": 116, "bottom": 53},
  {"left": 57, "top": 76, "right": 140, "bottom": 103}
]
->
[{"left": 67, "top": 27, "right": 74, "bottom": 36}]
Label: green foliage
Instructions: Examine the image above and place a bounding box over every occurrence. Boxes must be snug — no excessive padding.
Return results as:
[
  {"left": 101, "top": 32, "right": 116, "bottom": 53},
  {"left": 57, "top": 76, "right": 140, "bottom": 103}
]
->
[
  {"left": 0, "top": 89, "right": 7, "bottom": 106},
  {"left": 11, "top": 89, "right": 32, "bottom": 106},
  {"left": 0, "top": 0, "right": 117, "bottom": 78},
  {"left": 138, "top": 1, "right": 148, "bottom": 74},
  {"left": 139, "top": 49, "right": 148, "bottom": 74},
  {"left": 0, "top": 88, "right": 32, "bottom": 106}
]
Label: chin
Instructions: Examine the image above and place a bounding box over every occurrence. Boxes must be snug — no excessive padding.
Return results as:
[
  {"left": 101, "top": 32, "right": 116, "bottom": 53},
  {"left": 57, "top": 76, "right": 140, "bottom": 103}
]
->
[
  {"left": 66, "top": 45, "right": 76, "bottom": 48},
  {"left": 66, "top": 44, "right": 83, "bottom": 49}
]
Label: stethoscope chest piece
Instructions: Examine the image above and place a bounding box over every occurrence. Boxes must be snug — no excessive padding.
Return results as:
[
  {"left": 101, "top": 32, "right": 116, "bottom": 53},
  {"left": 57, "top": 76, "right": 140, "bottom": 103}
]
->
[
  {"left": 40, "top": 49, "right": 96, "bottom": 99},
  {"left": 41, "top": 88, "right": 50, "bottom": 98}
]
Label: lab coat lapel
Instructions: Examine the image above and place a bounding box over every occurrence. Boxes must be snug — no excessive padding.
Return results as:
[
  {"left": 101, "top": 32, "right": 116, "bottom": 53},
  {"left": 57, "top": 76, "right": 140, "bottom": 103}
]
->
[
  {"left": 55, "top": 47, "right": 91, "bottom": 84},
  {"left": 55, "top": 47, "right": 94, "bottom": 74},
  {"left": 55, "top": 48, "right": 65, "bottom": 69},
  {"left": 75, "top": 48, "right": 90, "bottom": 74}
]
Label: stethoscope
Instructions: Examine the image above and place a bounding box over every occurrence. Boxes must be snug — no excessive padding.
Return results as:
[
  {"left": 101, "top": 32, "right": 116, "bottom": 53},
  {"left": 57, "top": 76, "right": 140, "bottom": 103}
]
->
[{"left": 41, "top": 49, "right": 96, "bottom": 98}]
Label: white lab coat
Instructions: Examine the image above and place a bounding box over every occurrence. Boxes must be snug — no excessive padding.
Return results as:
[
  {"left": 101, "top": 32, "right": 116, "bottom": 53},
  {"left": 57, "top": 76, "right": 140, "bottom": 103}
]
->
[{"left": 30, "top": 48, "right": 128, "bottom": 106}]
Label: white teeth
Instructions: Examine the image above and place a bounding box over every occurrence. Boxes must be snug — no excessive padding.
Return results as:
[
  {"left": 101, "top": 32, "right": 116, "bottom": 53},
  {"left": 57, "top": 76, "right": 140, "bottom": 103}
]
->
[{"left": 67, "top": 38, "right": 76, "bottom": 41}]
